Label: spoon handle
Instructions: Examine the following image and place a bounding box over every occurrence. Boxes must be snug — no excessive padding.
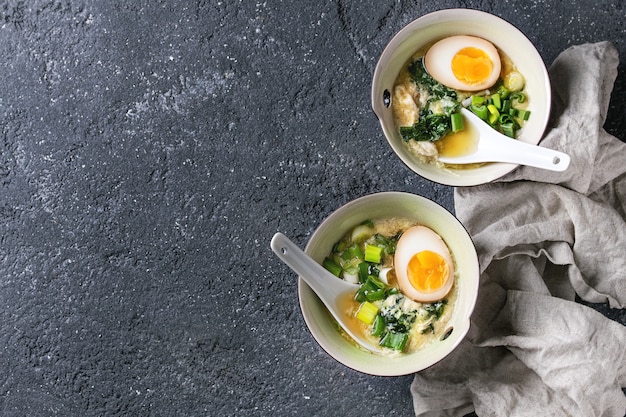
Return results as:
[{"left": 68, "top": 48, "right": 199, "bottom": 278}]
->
[
  {"left": 270, "top": 232, "right": 358, "bottom": 301},
  {"left": 481, "top": 137, "right": 571, "bottom": 171},
  {"left": 271, "top": 232, "right": 381, "bottom": 353}
]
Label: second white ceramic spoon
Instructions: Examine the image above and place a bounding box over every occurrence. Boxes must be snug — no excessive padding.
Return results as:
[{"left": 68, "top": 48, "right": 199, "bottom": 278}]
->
[
  {"left": 270, "top": 232, "right": 382, "bottom": 353},
  {"left": 437, "top": 108, "right": 570, "bottom": 171}
]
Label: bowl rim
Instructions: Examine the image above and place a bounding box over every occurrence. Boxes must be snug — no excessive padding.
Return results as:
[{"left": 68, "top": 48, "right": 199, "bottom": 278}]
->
[
  {"left": 371, "top": 8, "right": 552, "bottom": 186},
  {"left": 297, "top": 191, "right": 480, "bottom": 376}
]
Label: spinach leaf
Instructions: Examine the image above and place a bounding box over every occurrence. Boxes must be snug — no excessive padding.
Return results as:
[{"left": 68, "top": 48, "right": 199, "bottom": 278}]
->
[
  {"left": 400, "top": 113, "right": 451, "bottom": 142},
  {"left": 424, "top": 300, "right": 447, "bottom": 320},
  {"left": 408, "top": 59, "right": 458, "bottom": 101},
  {"left": 401, "top": 58, "right": 461, "bottom": 142}
]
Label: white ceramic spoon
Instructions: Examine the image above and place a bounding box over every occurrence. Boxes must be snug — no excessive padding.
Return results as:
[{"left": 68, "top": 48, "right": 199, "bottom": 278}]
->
[
  {"left": 270, "top": 232, "right": 381, "bottom": 353},
  {"left": 437, "top": 108, "right": 570, "bottom": 171}
]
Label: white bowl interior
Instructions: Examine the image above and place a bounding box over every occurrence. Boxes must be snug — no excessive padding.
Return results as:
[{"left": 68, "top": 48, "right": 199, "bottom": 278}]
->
[
  {"left": 372, "top": 9, "right": 551, "bottom": 186},
  {"left": 299, "top": 192, "right": 479, "bottom": 376}
]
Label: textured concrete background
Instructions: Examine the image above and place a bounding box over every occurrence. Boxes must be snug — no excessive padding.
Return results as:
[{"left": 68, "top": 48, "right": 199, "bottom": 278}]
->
[{"left": 0, "top": 1, "right": 624, "bottom": 416}]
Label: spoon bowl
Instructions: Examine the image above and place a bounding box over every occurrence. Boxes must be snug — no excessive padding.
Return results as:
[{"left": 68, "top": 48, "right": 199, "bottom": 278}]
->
[
  {"left": 270, "top": 232, "right": 381, "bottom": 353},
  {"left": 438, "top": 108, "right": 570, "bottom": 171}
]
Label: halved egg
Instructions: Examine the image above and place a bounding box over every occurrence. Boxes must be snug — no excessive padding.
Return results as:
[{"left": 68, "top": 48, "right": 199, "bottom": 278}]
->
[
  {"left": 424, "top": 35, "right": 501, "bottom": 91},
  {"left": 394, "top": 226, "right": 454, "bottom": 302}
]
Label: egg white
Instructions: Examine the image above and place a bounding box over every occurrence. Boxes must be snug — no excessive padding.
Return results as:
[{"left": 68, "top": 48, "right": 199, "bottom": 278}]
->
[
  {"left": 424, "top": 35, "right": 501, "bottom": 91},
  {"left": 394, "top": 225, "right": 454, "bottom": 302}
]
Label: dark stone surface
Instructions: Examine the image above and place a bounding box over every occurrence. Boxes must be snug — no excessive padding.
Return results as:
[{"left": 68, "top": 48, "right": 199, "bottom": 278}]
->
[{"left": 0, "top": 1, "right": 623, "bottom": 416}]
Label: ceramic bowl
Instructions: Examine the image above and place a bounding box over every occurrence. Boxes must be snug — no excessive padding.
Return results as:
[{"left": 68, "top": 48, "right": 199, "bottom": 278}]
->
[
  {"left": 371, "top": 9, "right": 551, "bottom": 186},
  {"left": 299, "top": 192, "right": 479, "bottom": 376}
]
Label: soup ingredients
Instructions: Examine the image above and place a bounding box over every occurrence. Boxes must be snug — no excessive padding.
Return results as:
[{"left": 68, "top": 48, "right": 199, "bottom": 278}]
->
[
  {"left": 425, "top": 35, "right": 501, "bottom": 91},
  {"left": 322, "top": 219, "right": 456, "bottom": 353},
  {"left": 392, "top": 37, "right": 532, "bottom": 165},
  {"left": 376, "top": 293, "right": 447, "bottom": 349},
  {"left": 466, "top": 86, "right": 530, "bottom": 138},
  {"left": 397, "top": 59, "right": 463, "bottom": 143},
  {"left": 394, "top": 226, "right": 454, "bottom": 302}
]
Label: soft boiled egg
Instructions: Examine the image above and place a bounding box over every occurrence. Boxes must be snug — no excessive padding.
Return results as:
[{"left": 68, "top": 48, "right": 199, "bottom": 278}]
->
[
  {"left": 424, "top": 35, "right": 501, "bottom": 91},
  {"left": 394, "top": 225, "right": 454, "bottom": 303}
]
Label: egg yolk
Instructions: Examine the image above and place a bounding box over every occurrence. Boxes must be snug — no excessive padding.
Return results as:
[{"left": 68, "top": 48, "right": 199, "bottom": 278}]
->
[
  {"left": 406, "top": 250, "right": 449, "bottom": 293},
  {"left": 451, "top": 47, "right": 493, "bottom": 85}
]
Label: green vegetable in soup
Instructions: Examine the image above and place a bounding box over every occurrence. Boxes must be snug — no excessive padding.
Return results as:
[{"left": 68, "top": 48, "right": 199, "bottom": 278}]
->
[
  {"left": 467, "top": 85, "right": 531, "bottom": 138},
  {"left": 408, "top": 58, "right": 458, "bottom": 101},
  {"left": 397, "top": 57, "right": 531, "bottom": 143},
  {"left": 323, "top": 220, "right": 452, "bottom": 352},
  {"left": 399, "top": 58, "right": 462, "bottom": 142}
]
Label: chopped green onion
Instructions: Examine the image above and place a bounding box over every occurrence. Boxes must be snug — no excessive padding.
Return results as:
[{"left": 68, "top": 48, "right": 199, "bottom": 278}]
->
[
  {"left": 373, "top": 234, "right": 397, "bottom": 255},
  {"left": 332, "top": 241, "right": 346, "bottom": 254},
  {"left": 322, "top": 257, "right": 342, "bottom": 277},
  {"left": 501, "top": 123, "right": 516, "bottom": 138},
  {"left": 470, "top": 104, "right": 488, "bottom": 120},
  {"left": 351, "top": 224, "right": 373, "bottom": 243},
  {"left": 385, "top": 287, "right": 400, "bottom": 297},
  {"left": 491, "top": 93, "right": 501, "bottom": 110},
  {"left": 471, "top": 95, "right": 485, "bottom": 105},
  {"left": 379, "top": 331, "right": 408, "bottom": 351},
  {"left": 487, "top": 104, "right": 500, "bottom": 125},
  {"left": 355, "top": 275, "right": 386, "bottom": 302},
  {"left": 357, "top": 262, "right": 369, "bottom": 283},
  {"left": 510, "top": 92, "right": 526, "bottom": 103},
  {"left": 371, "top": 315, "right": 385, "bottom": 336},
  {"left": 465, "top": 87, "right": 528, "bottom": 139},
  {"left": 498, "top": 114, "right": 514, "bottom": 125},
  {"left": 342, "top": 264, "right": 360, "bottom": 283},
  {"left": 355, "top": 301, "right": 379, "bottom": 325},
  {"left": 450, "top": 112, "right": 463, "bottom": 132},
  {"left": 517, "top": 109, "right": 531, "bottom": 121},
  {"left": 364, "top": 288, "right": 386, "bottom": 302},
  {"left": 364, "top": 244, "right": 383, "bottom": 263},
  {"left": 341, "top": 244, "right": 363, "bottom": 261},
  {"left": 504, "top": 72, "right": 525, "bottom": 92},
  {"left": 496, "top": 85, "right": 511, "bottom": 99},
  {"left": 501, "top": 99, "right": 511, "bottom": 113}
]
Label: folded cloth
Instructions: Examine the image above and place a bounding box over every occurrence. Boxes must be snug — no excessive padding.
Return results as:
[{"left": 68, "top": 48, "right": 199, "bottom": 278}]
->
[{"left": 410, "top": 42, "right": 626, "bottom": 417}]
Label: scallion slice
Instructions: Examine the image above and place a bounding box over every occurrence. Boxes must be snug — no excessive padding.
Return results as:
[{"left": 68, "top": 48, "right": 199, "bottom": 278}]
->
[
  {"left": 517, "top": 109, "right": 531, "bottom": 121},
  {"left": 351, "top": 224, "right": 373, "bottom": 243},
  {"left": 487, "top": 104, "right": 500, "bottom": 125},
  {"left": 364, "top": 244, "right": 383, "bottom": 263},
  {"left": 471, "top": 95, "right": 485, "bottom": 105},
  {"left": 491, "top": 93, "right": 501, "bottom": 110},
  {"left": 322, "top": 257, "right": 342, "bottom": 277},
  {"left": 354, "top": 275, "right": 386, "bottom": 302},
  {"left": 371, "top": 315, "right": 385, "bottom": 337},
  {"left": 357, "top": 262, "right": 369, "bottom": 283},
  {"left": 379, "top": 331, "right": 408, "bottom": 351},
  {"left": 355, "top": 301, "right": 379, "bottom": 325},
  {"left": 341, "top": 244, "right": 363, "bottom": 261},
  {"left": 450, "top": 112, "right": 463, "bottom": 133},
  {"left": 510, "top": 92, "right": 526, "bottom": 103},
  {"left": 501, "top": 123, "right": 516, "bottom": 138},
  {"left": 470, "top": 104, "right": 488, "bottom": 121},
  {"left": 501, "top": 99, "right": 511, "bottom": 113}
]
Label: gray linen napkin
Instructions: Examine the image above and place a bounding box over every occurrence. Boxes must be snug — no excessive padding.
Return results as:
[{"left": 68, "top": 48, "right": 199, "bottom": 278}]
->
[{"left": 410, "top": 42, "right": 626, "bottom": 417}]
